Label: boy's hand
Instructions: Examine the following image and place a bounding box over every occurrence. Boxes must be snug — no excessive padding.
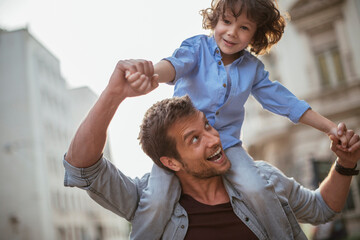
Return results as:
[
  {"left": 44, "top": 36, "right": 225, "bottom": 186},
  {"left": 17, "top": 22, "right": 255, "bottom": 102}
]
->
[
  {"left": 329, "top": 122, "right": 349, "bottom": 150},
  {"left": 123, "top": 59, "right": 159, "bottom": 95},
  {"left": 107, "top": 59, "right": 159, "bottom": 99},
  {"left": 125, "top": 70, "right": 159, "bottom": 95},
  {"left": 124, "top": 59, "right": 159, "bottom": 94}
]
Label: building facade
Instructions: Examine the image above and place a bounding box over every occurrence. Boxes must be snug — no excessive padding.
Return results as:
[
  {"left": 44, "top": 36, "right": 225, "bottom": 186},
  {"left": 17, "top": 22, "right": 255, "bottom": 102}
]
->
[
  {"left": 242, "top": 0, "right": 360, "bottom": 238},
  {"left": 0, "top": 28, "right": 129, "bottom": 240}
]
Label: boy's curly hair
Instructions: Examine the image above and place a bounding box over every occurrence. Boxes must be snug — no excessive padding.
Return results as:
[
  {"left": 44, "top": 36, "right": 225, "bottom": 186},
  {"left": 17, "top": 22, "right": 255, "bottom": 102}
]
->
[{"left": 200, "top": 0, "right": 286, "bottom": 55}]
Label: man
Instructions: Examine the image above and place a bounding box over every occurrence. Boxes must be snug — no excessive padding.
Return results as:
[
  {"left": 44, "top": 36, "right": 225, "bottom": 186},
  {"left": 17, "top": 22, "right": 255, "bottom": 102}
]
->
[{"left": 64, "top": 60, "right": 360, "bottom": 239}]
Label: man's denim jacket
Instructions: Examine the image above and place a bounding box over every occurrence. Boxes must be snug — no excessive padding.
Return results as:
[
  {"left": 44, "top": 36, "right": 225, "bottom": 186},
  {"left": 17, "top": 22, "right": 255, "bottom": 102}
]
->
[{"left": 63, "top": 157, "right": 336, "bottom": 240}]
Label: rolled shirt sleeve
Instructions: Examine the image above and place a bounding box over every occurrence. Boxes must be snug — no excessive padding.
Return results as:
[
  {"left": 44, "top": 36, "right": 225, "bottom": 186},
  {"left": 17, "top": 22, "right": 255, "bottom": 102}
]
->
[
  {"left": 63, "top": 156, "right": 149, "bottom": 221},
  {"left": 257, "top": 161, "right": 337, "bottom": 224},
  {"left": 164, "top": 36, "right": 202, "bottom": 85}
]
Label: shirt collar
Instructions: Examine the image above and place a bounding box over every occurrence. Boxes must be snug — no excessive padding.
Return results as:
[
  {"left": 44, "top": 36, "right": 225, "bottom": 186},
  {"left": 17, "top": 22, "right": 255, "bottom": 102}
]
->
[{"left": 208, "top": 35, "right": 220, "bottom": 56}]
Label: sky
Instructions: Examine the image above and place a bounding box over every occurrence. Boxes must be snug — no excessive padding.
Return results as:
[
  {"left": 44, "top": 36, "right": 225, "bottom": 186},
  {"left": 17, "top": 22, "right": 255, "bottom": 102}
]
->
[{"left": 0, "top": 0, "right": 209, "bottom": 177}]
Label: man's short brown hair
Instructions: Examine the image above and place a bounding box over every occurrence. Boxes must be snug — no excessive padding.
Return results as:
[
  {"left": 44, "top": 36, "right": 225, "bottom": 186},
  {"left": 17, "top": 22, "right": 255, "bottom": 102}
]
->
[
  {"left": 200, "top": 0, "right": 286, "bottom": 55},
  {"left": 138, "top": 95, "right": 197, "bottom": 171}
]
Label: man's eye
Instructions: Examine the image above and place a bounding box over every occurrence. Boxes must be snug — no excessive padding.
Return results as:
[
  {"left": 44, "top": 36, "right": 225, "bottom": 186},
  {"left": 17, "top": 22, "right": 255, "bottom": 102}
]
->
[{"left": 192, "top": 136, "right": 199, "bottom": 144}]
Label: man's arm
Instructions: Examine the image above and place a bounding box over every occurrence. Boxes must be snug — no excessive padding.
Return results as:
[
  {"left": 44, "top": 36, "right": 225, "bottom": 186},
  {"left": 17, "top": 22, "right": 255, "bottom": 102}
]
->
[
  {"left": 320, "top": 130, "right": 360, "bottom": 212},
  {"left": 65, "top": 60, "right": 158, "bottom": 167}
]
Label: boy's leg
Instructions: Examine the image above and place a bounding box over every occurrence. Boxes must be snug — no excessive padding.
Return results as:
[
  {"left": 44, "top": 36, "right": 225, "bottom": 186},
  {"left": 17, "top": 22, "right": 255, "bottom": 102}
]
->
[
  {"left": 130, "top": 164, "right": 181, "bottom": 240},
  {"left": 225, "top": 145, "right": 294, "bottom": 240}
]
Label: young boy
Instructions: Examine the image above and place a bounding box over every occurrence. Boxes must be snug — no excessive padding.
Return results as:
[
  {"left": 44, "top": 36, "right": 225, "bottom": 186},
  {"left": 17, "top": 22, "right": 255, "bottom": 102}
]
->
[{"left": 125, "top": 0, "right": 354, "bottom": 239}]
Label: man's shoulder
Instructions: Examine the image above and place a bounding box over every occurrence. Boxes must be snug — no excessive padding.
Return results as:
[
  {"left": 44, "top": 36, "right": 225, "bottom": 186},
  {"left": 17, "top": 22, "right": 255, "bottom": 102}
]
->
[
  {"left": 254, "top": 160, "right": 289, "bottom": 181},
  {"left": 254, "top": 160, "right": 275, "bottom": 170}
]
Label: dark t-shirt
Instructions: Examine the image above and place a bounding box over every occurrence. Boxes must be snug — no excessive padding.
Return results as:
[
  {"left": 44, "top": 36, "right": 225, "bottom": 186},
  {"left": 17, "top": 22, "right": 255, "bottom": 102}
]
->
[{"left": 179, "top": 194, "right": 258, "bottom": 240}]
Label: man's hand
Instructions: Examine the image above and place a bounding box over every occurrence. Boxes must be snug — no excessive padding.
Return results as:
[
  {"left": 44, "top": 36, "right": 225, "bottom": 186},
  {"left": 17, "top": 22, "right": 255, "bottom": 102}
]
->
[
  {"left": 66, "top": 59, "right": 159, "bottom": 168},
  {"left": 328, "top": 123, "right": 349, "bottom": 151},
  {"left": 107, "top": 59, "right": 159, "bottom": 99},
  {"left": 319, "top": 128, "right": 359, "bottom": 212},
  {"left": 330, "top": 130, "right": 360, "bottom": 168},
  {"left": 332, "top": 123, "right": 360, "bottom": 153}
]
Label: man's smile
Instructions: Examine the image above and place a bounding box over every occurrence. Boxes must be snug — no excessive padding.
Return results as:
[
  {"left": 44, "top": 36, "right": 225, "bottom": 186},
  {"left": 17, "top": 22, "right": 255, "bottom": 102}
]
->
[{"left": 207, "top": 147, "right": 224, "bottom": 163}]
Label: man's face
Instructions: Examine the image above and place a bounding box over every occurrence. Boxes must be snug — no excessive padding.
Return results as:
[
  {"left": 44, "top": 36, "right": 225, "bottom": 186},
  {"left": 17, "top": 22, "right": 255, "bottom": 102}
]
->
[{"left": 167, "top": 111, "right": 231, "bottom": 179}]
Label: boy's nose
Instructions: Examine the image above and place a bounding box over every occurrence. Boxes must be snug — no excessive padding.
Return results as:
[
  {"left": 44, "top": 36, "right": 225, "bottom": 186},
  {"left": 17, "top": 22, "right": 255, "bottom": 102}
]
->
[{"left": 227, "top": 26, "right": 237, "bottom": 37}]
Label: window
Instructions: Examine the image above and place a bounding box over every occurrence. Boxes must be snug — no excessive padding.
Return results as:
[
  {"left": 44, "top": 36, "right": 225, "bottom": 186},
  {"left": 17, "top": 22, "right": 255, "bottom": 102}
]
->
[
  {"left": 57, "top": 227, "right": 66, "bottom": 240},
  {"left": 315, "top": 47, "right": 345, "bottom": 88}
]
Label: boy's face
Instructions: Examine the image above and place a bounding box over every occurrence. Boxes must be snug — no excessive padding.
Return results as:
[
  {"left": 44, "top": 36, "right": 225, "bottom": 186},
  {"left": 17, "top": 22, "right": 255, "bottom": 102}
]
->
[{"left": 214, "top": 7, "right": 257, "bottom": 65}]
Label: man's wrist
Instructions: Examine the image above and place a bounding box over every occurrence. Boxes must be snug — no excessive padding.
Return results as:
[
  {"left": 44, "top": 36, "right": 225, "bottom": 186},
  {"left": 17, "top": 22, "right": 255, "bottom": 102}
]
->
[
  {"left": 336, "top": 158, "right": 357, "bottom": 168},
  {"left": 102, "top": 86, "right": 126, "bottom": 104},
  {"left": 335, "top": 159, "right": 359, "bottom": 176}
]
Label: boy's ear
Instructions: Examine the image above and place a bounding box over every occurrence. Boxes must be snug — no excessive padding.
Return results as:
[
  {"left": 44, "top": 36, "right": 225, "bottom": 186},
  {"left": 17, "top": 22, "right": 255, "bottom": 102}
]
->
[{"left": 160, "top": 156, "right": 181, "bottom": 172}]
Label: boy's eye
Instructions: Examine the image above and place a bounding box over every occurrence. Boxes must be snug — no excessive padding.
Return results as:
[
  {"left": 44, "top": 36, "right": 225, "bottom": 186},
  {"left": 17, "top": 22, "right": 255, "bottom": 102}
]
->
[
  {"left": 241, "top": 26, "right": 249, "bottom": 30},
  {"left": 223, "top": 19, "right": 231, "bottom": 24}
]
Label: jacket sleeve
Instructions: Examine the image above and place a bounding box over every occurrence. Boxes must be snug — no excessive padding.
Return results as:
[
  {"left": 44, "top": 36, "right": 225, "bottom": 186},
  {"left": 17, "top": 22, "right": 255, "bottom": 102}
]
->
[
  {"left": 63, "top": 156, "right": 149, "bottom": 221},
  {"left": 258, "top": 161, "right": 337, "bottom": 224}
]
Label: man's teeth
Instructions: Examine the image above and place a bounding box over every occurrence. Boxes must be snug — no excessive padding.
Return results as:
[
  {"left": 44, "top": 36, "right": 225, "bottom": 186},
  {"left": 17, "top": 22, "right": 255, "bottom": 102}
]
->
[
  {"left": 207, "top": 148, "right": 222, "bottom": 162},
  {"left": 209, "top": 148, "right": 221, "bottom": 158}
]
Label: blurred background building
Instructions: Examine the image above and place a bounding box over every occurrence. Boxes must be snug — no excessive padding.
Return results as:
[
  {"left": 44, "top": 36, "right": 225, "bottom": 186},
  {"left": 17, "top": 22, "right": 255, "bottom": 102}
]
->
[
  {"left": 0, "top": 28, "right": 129, "bottom": 240},
  {"left": 242, "top": 0, "right": 360, "bottom": 238}
]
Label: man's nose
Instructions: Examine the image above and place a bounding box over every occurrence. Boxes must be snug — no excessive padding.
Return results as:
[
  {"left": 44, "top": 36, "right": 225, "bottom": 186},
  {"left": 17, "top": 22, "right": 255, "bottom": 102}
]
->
[{"left": 205, "top": 130, "right": 221, "bottom": 147}]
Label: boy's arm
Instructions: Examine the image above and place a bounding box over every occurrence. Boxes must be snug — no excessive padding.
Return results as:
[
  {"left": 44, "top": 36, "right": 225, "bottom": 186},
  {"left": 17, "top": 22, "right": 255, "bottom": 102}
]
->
[
  {"left": 124, "top": 60, "right": 175, "bottom": 84},
  {"left": 299, "top": 109, "right": 349, "bottom": 149},
  {"left": 154, "top": 60, "right": 176, "bottom": 83}
]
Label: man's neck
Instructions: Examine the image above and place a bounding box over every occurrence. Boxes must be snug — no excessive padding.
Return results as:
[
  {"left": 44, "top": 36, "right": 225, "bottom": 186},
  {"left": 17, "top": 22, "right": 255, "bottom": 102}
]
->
[{"left": 177, "top": 174, "right": 230, "bottom": 205}]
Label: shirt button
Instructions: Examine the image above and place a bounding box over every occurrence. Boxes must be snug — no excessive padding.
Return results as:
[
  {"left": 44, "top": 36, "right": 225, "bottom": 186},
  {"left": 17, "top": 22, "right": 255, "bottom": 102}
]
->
[
  {"left": 216, "top": 111, "right": 219, "bottom": 115},
  {"left": 223, "top": 83, "right": 226, "bottom": 88},
  {"left": 216, "top": 49, "right": 219, "bottom": 54},
  {"left": 218, "top": 61, "right": 221, "bottom": 65},
  {"left": 181, "top": 225, "right": 185, "bottom": 229},
  {"left": 245, "top": 217, "right": 249, "bottom": 222}
]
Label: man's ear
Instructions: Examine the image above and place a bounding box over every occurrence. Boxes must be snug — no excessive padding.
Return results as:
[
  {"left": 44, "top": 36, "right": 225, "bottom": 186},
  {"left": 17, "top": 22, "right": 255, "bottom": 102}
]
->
[{"left": 160, "top": 156, "right": 182, "bottom": 172}]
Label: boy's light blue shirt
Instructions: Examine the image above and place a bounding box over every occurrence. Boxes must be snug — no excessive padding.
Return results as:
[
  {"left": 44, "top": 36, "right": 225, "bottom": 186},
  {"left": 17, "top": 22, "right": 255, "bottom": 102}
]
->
[{"left": 165, "top": 34, "right": 311, "bottom": 150}]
